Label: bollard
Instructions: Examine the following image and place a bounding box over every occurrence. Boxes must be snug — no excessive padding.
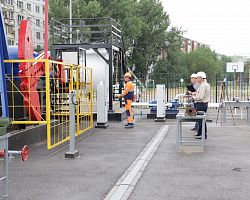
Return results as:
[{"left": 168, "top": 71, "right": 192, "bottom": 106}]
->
[
  {"left": 65, "top": 90, "right": 79, "bottom": 159},
  {"left": 155, "top": 84, "right": 166, "bottom": 122},
  {"left": 95, "top": 81, "right": 109, "bottom": 128}
]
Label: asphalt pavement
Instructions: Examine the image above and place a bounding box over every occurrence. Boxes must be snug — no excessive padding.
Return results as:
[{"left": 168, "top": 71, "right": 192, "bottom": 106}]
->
[{"left": 1, "top": 108, "right": 250, "bottom": 200}]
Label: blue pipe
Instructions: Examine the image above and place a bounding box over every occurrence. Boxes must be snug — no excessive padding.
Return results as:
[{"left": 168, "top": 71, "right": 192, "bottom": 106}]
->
[{"left": 0, "top": 7, "right": 9, "bottom": 117}]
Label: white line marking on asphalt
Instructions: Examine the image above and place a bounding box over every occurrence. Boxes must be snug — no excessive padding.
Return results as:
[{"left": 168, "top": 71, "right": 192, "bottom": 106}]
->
[{"left": 104, "top": 125, "right": 170, "bottom": 200}]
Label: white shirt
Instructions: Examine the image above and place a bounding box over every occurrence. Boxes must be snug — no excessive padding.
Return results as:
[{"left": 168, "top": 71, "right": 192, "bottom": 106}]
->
[{"left": 193, "top": 80, "right": 210, "bottom": 103}]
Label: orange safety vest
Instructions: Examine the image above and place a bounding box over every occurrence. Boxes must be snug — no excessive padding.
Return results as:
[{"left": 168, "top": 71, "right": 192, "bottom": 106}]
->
[{"left": 123, "top": 81, "right": 134, "bottom": 100}]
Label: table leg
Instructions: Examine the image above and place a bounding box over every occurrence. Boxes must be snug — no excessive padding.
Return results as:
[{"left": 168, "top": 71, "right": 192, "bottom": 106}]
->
[
  {"left": 247, "top": 107, "right": 250, "bottom": 124},
  {"left": 223, "top": 105, "right": 226, "bottom": 124},
  {"left": 177, "top": 120, "right": 180, "bottom": 150},
  {"left": 201, "top": 118, "right": 205, "bottom": 152}
]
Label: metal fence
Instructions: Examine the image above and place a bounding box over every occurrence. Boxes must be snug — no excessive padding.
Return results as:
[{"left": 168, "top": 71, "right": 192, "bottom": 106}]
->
[
  {"left": 49, "top": 61, "right": 93, "bottom": 149},
  {"left": 3, "top": 59, "right": 93, "bottom": 149},
  {"left": 51, "top": 17, "right": 123, "bottom": 47},
  {"left": 130, "top": 72, "right": 250, "bottom": 104}
]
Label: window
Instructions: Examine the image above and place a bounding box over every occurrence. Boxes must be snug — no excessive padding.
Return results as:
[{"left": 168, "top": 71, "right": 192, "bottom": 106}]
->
[
  {"left": 36, "top": 32, "right": 41, "bottom": 40},
  {"left": 3, "top": 11, "right": 8, "bottom": 18},
  {"left": 42, "top": 5, "right": 45, "bottom": 14},
  {"left": 17, "top": 1, "right": 24, "bottom": 9},
  {"left": 17, "top": 14, "right": 24, "bottom": 23},
  {"left": 42, "top": 20, "right": 45, "bottom": 28},
  {"left": 8, "top": 11, "right": 14, "bottom": 19},
  {"left": 36, "top": 19, "right": 40, "bottom": 27},
  {"left": 7, "top": 26, "right": 14, "bottom": 35},
  {"left": 4, "top": 0, "right": 13, "bottom": 5},
  {"left": 7, "top": 40, "right": 12, "bottom": 45},
  {"left": 27, "top": 3, "right": 31, "bottom": 11},
  {"left": 35, "top": 5, "right": 40, "bottom": 13}
]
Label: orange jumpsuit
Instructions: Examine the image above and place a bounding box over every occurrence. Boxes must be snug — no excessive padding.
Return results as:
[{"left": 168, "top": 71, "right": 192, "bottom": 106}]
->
[{"left": 123, "top": 81, "right": 134, "bottom": 124}]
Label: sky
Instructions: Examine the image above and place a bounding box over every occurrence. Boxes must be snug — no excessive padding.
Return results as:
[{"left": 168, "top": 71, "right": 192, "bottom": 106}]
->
[{"left": 161, "top": 0, "right": 250, "bottom": 57}]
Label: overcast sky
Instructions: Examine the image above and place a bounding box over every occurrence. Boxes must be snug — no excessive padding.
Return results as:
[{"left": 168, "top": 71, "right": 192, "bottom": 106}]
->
[{"left": 162, "top": 0, "right": 250, "bottom": 57}]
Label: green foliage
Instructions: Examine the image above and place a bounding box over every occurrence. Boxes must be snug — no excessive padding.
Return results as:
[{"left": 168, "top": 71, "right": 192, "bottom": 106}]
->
[
  {"left": 49, "top": 0, "right": 102, "bottom": 20},
  {"left": 217, "top": 55, "right": 232, "bottom": 74},
  {"left": 130, "top": 0, "right": 170, "bottom": 79},
  {"left": 49, "top": 0, "right": 227, "bottom": 82},
  {"left": 154, "top": 46, "right": 233, "bottom": 85},
  {"left": 73, "top": 0, "right": 101, "bottom": 18},
  {"left": 153, "top": 26, "right": 186, "bottom": 83},
  {"left": 244, "top": 60, "right": 250, "bottom": 73},
  {"left": 166, "top": 27, "right": 185, "bottom": 58},
  {"left": 49, "top": 0, "right": 170, "bottom": 79},
  {"left": 49, "top": 0, "right": 68, "bottom": 21},
  {"left": 185, "top": 47, "right": 220, "bottom": 83}
]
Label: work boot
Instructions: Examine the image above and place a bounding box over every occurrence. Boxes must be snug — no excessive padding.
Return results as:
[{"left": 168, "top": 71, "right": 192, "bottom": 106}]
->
[
  {"left": 125, "top": 123, "right": 134, "bottom": 128},
  {"left": 195, "top": 135, "right": 207, "bottom": 139}
]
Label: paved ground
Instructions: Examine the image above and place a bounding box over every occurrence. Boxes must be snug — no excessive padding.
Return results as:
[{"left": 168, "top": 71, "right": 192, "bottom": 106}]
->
[{"left": 1, "top": 108, "right": 250, "bottom": 200}]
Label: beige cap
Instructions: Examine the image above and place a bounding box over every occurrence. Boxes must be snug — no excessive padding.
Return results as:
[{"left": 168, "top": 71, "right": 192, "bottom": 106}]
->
[
  {"left": 190, "top": 73, "right": 197, "bottom": 78},
  {"left": 197, "top": 71, "right": 206, "bottom": 79}
]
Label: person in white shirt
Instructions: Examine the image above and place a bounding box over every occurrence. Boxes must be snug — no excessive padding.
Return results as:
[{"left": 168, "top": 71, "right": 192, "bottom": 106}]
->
[{"left": 192, "top": 71, "right": 210, "bottom": 139}]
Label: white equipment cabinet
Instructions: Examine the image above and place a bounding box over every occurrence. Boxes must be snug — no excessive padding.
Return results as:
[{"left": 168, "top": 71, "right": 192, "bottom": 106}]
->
[
  {"left": 95, "top": 81, "right": 109, "bottom": 128},
  {"left": 155, "top": 84, "right": 166, "bottom": 122}
]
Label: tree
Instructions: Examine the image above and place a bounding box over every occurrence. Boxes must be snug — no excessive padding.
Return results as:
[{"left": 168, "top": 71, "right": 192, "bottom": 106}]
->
[
  {"left": 153, "top": 26, "right": 186, "bottom": 83},
  {"left": 72, "top": 0, "right": 101, "bottom": 18},
  {"left": 49, "top": 0, "right": 68, "bottom": 21},
  {"left": 183, "top": 47, "right": 221, "bottom": 84},
  {"left": 130, "top": 0, "right": 170, "bottom": 79},
  {"left": 49, "top": 0, "right": 102, "bottom": 20},
  {"left": 49, "top": 0, "right": 175, "bottom": 79}
]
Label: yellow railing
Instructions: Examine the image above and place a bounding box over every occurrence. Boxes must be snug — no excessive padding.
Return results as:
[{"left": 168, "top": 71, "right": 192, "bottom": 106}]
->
[{"left": 4, "top": 59, "right": 93, "bottom": 149}]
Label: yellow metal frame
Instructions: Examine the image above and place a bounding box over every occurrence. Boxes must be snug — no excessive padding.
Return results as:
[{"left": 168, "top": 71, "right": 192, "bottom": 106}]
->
[{"left": 4, "top": 59, "right": 93, "bottom": 149}]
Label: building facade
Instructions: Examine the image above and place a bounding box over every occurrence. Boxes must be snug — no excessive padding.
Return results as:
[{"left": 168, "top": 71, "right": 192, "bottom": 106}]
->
[
  {"left": 0, "top": 0, "right": 45, "bottom": 50},
  {"left": 182, "top": 37, "right": 209, "bottom": 53}
]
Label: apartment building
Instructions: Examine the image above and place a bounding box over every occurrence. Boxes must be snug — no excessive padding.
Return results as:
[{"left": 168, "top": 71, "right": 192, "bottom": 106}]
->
[
  {"left": 182, "top": 37, "right": 209, "bottom": 53},
  {"left": 1, "top": 0, "right": 15, "bottom": 45},
  {"left": 0, "top": 0, "right": 45, "bottom": 50}
]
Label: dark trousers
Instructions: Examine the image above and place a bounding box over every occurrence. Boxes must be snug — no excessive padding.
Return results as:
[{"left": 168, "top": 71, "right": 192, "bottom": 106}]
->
[
  {"left": 193, "top": 102, "right": 198, "bottom": 128},
  {"left": 195, "top": 102, "right": 208, "bottom": 136}
]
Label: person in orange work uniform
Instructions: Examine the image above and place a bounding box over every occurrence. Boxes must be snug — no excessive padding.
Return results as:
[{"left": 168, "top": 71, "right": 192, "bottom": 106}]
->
[{"left": 116, "top": 72, "right": 134, "bottom": 128}]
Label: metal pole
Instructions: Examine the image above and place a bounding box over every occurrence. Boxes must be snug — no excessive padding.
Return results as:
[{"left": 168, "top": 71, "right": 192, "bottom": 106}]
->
[
  {"left": 166, "top": 73, "right": 169, "bottom": 102},
  {"left": 65, "top": 90, "right": 79, "bottom": 158},
  {"left": 44, "top": 0, "right": 48, "bottom": 58},
  {"left": 3, "top": 137, "right": 8, "bottom": 197},
  {"left": 69, "top": 91, "right": 75, "bottom": 152},
  {"left": 215, "top": 74, "right": 218, "bottom": 103},
  {"left": 69, "top": 0, "right": 72, "bottom": 44}
]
